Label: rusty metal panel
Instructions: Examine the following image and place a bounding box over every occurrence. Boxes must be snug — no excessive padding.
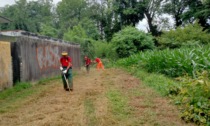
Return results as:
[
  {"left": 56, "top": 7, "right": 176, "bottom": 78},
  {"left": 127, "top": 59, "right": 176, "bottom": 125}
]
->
[
  {"left": 0, "top": 41, "right": 13, "bottom": 91},
  {"left": 14, "top": 37, "right": 80, "bottom": 82}
]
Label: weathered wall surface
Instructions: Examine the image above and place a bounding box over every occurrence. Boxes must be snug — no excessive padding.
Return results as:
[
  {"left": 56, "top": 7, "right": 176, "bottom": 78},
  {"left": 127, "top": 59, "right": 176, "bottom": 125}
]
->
[
  {"left": 12, "top": 37, "right": 81, "bottom": 82},
  {"left": 0, "top": 41, "right": 12, "bottom": 91}
]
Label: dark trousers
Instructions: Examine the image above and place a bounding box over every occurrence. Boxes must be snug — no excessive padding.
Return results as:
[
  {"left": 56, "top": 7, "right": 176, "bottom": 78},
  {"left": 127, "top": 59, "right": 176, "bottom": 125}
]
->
[
  {"left": 61, "top": 68, "right": 73, "bottom": 89},
  {"left": 86, "top": 65, "right": 90, "bottom": 73}
]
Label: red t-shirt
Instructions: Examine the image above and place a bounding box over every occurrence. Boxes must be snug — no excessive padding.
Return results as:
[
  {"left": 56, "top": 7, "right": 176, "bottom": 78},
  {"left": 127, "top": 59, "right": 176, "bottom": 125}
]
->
[
  {"left": 95, "top": 58, "right": 101, "bottom": 63},
  {"left": 60, "top": 56, "right": 72, "bottom": 67},
  {"left": 85, "top": 58, "right": 91, "bottom": 65}
]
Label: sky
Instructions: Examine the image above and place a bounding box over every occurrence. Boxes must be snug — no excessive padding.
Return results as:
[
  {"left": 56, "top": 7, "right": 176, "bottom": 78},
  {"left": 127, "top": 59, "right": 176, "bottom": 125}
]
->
[{"left": 0, "top": 0, "right": 61, "bottom": 7}]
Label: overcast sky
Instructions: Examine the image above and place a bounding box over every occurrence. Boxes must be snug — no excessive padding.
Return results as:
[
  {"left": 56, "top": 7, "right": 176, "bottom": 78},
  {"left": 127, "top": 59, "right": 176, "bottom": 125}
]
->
[{"left": 0, "top": 0, "right": 61, "bottom": 7}]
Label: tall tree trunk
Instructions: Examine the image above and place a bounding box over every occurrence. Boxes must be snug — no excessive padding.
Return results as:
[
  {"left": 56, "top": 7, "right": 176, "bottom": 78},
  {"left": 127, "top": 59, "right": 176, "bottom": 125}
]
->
[{"left": 144, "top": 11, "right": 159, "bottom": 36}]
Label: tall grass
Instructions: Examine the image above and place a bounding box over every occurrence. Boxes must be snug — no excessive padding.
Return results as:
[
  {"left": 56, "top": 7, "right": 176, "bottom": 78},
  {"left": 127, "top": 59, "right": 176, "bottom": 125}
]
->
[{"left": 116, "top": 45, "right": 210, "bottom": 78}]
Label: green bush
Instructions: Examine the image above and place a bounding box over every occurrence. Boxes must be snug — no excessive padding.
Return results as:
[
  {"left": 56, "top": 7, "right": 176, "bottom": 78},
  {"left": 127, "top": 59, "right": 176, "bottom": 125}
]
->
[
  {"left": 93, "top": 41, "right": 117, "bottom": 59},
  {"left": 111, "top": 26, "right": 155, "bottom": 58},
  {"left": 157, "top": 22, "right": 210, "bottom": 49}
]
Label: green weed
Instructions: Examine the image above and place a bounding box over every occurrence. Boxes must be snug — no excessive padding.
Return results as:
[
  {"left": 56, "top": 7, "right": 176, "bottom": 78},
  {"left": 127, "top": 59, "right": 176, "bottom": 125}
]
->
[
  {"left": 106, "top": 89, "right": 131, "bottom": 120},
  {"left": 84, "top": 98, "right": 97, "bottom": 126}
]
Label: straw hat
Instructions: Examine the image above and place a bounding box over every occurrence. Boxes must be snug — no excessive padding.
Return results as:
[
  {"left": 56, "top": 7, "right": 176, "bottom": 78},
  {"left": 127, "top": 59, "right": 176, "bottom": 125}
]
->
[{"left": 61, "top": 51, "right": 68, "bottom": 55}]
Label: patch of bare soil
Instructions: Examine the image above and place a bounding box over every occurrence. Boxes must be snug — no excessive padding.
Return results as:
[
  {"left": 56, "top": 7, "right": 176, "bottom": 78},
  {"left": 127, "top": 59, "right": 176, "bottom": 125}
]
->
[{"left": 0, "top": 68, "right": 194, "bottom": 126}]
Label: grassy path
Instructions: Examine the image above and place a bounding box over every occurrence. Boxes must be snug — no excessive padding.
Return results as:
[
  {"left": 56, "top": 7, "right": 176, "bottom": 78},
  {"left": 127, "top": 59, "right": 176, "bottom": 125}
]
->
[{"left": 0, "top": 68, "right": 194, "bottom": 126}]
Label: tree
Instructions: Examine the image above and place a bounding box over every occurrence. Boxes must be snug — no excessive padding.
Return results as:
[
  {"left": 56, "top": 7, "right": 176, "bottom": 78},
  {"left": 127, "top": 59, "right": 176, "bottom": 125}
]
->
[
  {"left": 113, "top": 0, "right": 145, "bottom": 28},
  {"left": 63, "top": 25, "right": 95, "bottom": 58},
  {"left": 0, "top": 0, "right": 53, "bottom": 32},
  {"left": 142, "top": 0, "right": 164, "bottom": 36},
  {"left": 63, "top": 24, "right": 87, "bottom": 43},
  {"left": 56, "top": 0, "right": 87, "bottom": 33},
  {"left": 39, "top": 24, "right": 58, "bottom": 38},
  {"left": 162, "top": 0, "right": 188, "bottom": 27},
  {"left": 182, "top": 0, "right": 210, "bottom": 30}
]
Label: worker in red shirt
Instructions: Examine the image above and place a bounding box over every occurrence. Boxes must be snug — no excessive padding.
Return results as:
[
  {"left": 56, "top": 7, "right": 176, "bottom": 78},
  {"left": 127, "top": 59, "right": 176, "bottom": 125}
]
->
[
  {"left": 60, "top": 51, "right": 73, "bottom": 91},
  {"left": 94, "top": 57, "right": 104, "bottom": 70},
  {"left": 84, "top": 56, "right": 91, "bottom": 73}
]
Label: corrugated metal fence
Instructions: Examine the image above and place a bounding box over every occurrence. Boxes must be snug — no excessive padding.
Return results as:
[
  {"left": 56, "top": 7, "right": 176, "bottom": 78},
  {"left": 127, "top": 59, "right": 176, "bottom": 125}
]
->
[
  {"left": 12, "top": 36, "right": 81, "bottom": 83},
  {"left": 0, "top": 33, "right": 81, "bottom": 90}
]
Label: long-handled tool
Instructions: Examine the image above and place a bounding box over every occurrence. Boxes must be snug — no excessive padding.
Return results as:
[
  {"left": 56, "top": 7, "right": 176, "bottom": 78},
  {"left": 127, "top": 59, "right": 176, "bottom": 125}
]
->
[
  {"left": 61, "top": 67, "right": 70, "bottom": 92},
  {"left": 63, "top": 73, "right": 70, "bottom": 91}
]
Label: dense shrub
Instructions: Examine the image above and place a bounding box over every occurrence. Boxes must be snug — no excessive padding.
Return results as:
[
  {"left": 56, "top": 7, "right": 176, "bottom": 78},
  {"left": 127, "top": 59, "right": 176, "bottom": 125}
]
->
[
  {"left": 111, "top": 26, "right": 155, "bottom": 58},
  {"left": 157, "top": 22, "right": 210, "bottom": 49},
  {"left": 93, "top": 41, "right": 117, "bottom": 59}
]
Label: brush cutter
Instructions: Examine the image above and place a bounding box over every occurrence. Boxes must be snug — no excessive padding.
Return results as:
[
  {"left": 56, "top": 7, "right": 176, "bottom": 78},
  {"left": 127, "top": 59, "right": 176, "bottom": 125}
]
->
[{"left": 60, "top": 67, "right": 70, "bottom": 91}]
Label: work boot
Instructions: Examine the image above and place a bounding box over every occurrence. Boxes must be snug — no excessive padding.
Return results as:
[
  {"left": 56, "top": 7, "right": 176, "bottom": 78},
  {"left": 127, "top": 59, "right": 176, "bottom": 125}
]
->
[{"left": 65, "top": 88, "right": 70, "bottom": 91}]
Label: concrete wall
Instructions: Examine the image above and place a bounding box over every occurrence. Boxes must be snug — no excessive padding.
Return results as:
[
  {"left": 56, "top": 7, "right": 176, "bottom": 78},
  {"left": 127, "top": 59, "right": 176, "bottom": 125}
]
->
[
  {"left": 0, "top": 41, "right": 12, "bottom": 91},
  {"left": 12, "top": 37, "right": 81, "bottom": 82}
]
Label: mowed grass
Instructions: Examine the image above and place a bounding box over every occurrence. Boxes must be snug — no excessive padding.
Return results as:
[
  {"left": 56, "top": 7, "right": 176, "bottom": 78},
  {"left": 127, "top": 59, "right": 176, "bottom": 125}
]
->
[
  {"left": 101, "top": 69, "right": 189, "bottom": 126},
  {"left": 0, "top": 69, "right": 193, "bottom": 125},
  {"left": 0, "top": 77, "right": 60, "bottom": 113}
]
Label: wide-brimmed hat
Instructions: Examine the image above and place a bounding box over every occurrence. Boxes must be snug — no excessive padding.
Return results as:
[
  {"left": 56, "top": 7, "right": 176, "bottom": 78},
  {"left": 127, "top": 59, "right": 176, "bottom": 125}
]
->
[{"left": 61, "top": 51, "right": 68, "bottom": 55}]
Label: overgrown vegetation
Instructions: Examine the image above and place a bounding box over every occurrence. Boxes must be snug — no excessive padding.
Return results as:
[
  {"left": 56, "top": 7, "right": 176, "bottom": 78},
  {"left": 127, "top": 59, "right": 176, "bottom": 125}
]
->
[
  {"left": 111, "top": 26, "right": 155, "bottom": 58},
  {"left": 176, "top": 71, "right": 210, "bottom": 125},
  {"left": 116, "top": 45, "right": 210, "bottom": 78},
  {"left": 113, "top": 45, "right": 210, "bottom": 125},
  {"left": 157, "top": 22, "right": 210, "bottom": 49}
]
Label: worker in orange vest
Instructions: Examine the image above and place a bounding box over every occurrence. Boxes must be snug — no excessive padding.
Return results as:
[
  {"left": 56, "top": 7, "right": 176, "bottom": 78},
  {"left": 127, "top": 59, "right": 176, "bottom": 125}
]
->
[{"left": 94, "top": 57, "right": 104, "bottom": 70}]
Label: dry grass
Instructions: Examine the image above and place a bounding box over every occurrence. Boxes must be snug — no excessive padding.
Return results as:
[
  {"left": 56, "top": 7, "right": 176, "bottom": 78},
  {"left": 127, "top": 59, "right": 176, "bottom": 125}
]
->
[{"left": 0, "top": 68, "right": 195, "bottom": 126}]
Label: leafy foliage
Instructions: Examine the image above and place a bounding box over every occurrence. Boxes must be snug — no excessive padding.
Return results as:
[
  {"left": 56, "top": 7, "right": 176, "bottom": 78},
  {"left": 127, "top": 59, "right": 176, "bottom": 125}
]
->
[
  {"left": 63, "top": 24, "right": 95, "bottom": 58},
  {"left": 94, "top": 41, "right": 117, "bottom": 60},
  {"left": 157, "top": 22, "right": 210, "bottom": 48},
  {"left": 175, "top": 71, "right": 210, "bottom": 125},
  {"left": 111, "top": 26, "right": 155, "bottom": 58},
  {"left": 117, "top": 45, "right": 210, "bottom": 78},
  {"left": 0, "top": 0, "right": 53, "bottom": 32},
  {"left": 113, "top": 0, "right": 145, "bottom": 27},
  {"left": 39, "top": 24, "right": 58, "bottom": 38},
  {"left": 182, "top": 0, "right": 210, "bottom": 30},
  {"left": 162, "top": 0, "right": 188, "bottom": 27},
  {"left": 63, "top": 24, "right": 87, "bottom": 43}
]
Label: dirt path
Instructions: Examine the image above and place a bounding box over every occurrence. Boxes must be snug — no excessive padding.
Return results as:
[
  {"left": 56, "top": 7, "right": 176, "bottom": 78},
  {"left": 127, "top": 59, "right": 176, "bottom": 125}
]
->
[{"left": 0, "top": 68, "right": 194, "bottom": 126}]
